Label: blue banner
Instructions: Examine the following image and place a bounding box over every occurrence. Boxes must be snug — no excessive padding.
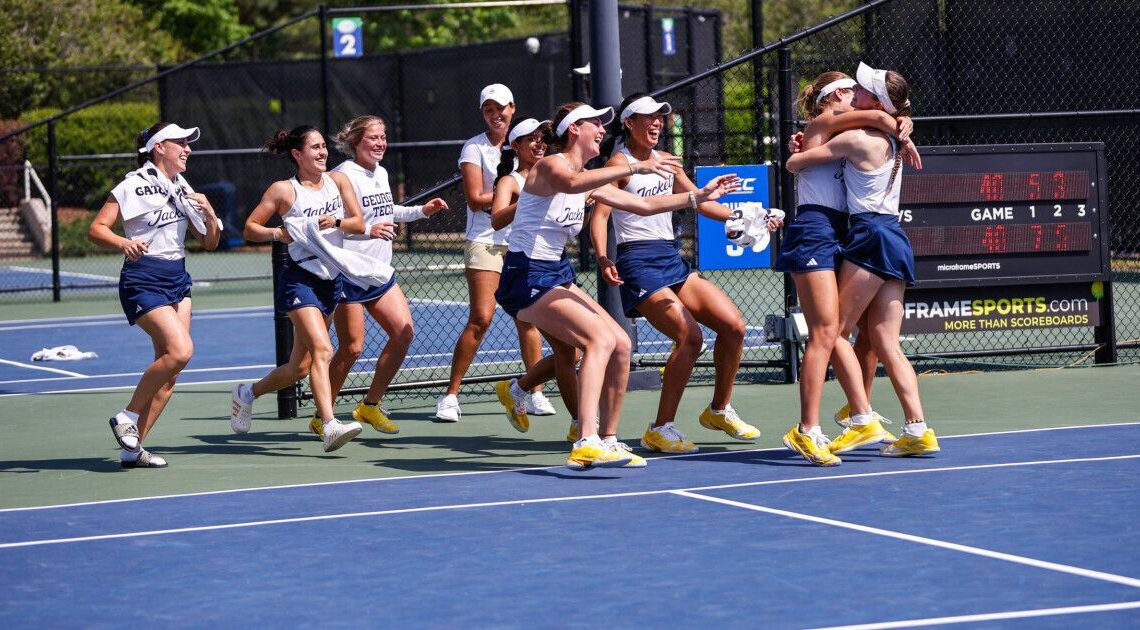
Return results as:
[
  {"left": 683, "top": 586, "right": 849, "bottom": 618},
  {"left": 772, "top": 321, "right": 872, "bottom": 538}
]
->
[
  {"left": 332, "top": 18, "right": 363, "bottom": 58},
  {"left": 695, "top": 164, "right": 775, "bottom": 270}
]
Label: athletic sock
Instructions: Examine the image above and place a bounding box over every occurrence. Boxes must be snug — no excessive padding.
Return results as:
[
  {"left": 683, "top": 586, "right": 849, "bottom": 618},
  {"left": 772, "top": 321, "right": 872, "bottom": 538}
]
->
[
  {"left": 120, "top": 448, "right": 140, "bottom": 462},
  {"left": 849, "top": 412, "right": 874, "bottom": 426},
  {"left": 904, "top": 420, "right": 927, "bottom": 437},
  {"left": 238, "top": 384, "right": 255, "bottom": 404},
  {"left": 113, "top": 410, "right": 139, "bottom": 425}
]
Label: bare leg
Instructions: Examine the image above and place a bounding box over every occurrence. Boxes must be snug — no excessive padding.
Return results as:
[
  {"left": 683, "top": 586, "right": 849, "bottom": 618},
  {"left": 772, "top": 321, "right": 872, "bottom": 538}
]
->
[
  {"left": 515, "top": 319, "right": 545, "bottom": 394},
  {"left": 361, "top": 285, "right": 414, "bottom": 403},
  {"left": 863, "top": 281, "right": 925, "bottom": 421},
  {"left": 636, "top": 287, "right": 703, "bottom": 427},
  {"left": 329, "top": 302, "right": 365, "bottom": 400},
  {"left": 130, "top": 301, "right": 194, "bottom": 443},
  {"left": 444, "top": 269, "right": 499, "bottom": 395},
  {"left": 677, "top": 274, "right": 746, "bottom": 410}
]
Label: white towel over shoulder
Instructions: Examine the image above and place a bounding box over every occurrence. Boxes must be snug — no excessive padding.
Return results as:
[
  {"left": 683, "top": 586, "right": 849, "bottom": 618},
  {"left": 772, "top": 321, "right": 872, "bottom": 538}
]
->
[{"left": 283, "top": 216, "right": 394, "bottom": 289}]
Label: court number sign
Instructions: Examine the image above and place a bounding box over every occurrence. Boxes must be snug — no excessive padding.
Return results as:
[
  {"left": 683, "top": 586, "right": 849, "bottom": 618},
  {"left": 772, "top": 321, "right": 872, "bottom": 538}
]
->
[
  {"left": 695, "top": 164, "right": 775, "bottom": 270},
  {"left": 332, "top": 18, "right": 363, "bottom": 58}
]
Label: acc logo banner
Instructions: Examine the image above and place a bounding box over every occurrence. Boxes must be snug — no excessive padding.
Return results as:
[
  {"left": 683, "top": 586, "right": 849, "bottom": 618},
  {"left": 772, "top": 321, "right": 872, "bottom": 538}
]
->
[{"left": 695, "top": 164, "right": 774, "bottom": 270}]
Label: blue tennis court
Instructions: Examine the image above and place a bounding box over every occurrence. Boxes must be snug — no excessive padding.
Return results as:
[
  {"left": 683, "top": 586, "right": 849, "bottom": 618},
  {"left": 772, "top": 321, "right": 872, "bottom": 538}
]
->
[
  {"left": 0, "top": 303, "right": 775, "bottom": 396},
  {"left": 2, "top": 423, "right": 1137, "bottom": 627}
]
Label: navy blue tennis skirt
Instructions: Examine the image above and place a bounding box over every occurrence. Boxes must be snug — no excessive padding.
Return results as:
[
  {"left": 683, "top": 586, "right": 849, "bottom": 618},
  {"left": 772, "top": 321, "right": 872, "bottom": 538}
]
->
[
  {"left": 118, "top": 256, "right": 192, "bottom": 326},
  {"left": 495, "top": 250, "right": 576, "bottom": 318},
  {"left": 616, "top": 239, "right": 692, "bottom": 317},
  {"left": 840, "top": 212, "right": 916, "bottom": 286},
  {"left": 774, "top": 204, "right": 848, "bottom": 273},
  {"left": 278, "top": 257, "right": 342, "bottom": 316},
  {"left": 338, "top": 273, "right": 398, "bottom": 305}
]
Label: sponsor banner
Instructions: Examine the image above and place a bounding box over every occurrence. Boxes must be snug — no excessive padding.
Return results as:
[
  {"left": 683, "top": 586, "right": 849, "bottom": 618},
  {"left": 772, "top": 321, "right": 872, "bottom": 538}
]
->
[
  {"left": 695, "top": 164, "right": 774, "bottom": 270},
  {"left": 902, "top": 282, "right": 1103, "bottom": 334}
]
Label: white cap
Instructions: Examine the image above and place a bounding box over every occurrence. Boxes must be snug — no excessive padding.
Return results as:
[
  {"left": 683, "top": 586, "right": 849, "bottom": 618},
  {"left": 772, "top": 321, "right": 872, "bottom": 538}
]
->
[
  {"left": 619, "top": 96, "right": 673, "bottom": 123},
  {"left": 508, "top": 118, "right": 550, "bottom": 144},
  {"left": 555, "top": 104, "right": 615, "bottom": 137},
  {"left": 139, "top": 124, "right": 200, "bottom": 153},
  {"left": 479, "top": 83, "right": 514, "bottom": 108},
  {"left": 855, "top": 62, "right": 896, "bottom": 114},
  {"left": 815, "top": 77, "right": 857, "bottom": 104}
]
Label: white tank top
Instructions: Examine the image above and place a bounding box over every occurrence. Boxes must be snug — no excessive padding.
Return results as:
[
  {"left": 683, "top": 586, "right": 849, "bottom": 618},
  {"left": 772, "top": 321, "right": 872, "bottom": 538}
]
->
[
  {"left": 284, "top": 174, "right": 345, "bottom": 262},
  {"left": 458, "top": 132, "right": 511, "bottom": 245},
  {"left": 844, "top": 137, "right": 901, "bottom": 216},
  {"left": 334, "top": 160, "right": 424, "bottom": 266},
  {"left": 110, "top": 163, "right": 194, "bottom": 261},
  {"left": 508, "top": 155, "right": 586, "bottom": 262},
  {"left": 796, "top": 160, "right": 847, "bottom": 211},
  {"left": 610, "top": 149, "right": 675, "bottom": 244}
]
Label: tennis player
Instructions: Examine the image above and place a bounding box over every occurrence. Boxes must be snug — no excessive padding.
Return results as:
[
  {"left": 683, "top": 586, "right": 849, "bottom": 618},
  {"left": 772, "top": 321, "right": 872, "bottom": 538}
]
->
[
  {"left": 786, "top": 63, "right": 940, "bottom": 457},
  {"left": 89, "top": 122, "right": 221, "bottom": 468},
  {"left": 229, "top": 126, "right": 382, "bottom": 452},
  {"left": 494, "top": 101, "right": 740, "bottom": 470},
  {"left": 435, "top": 84, "right": 554, "bottom": 422},
  {"left": 306, "top": 115, "right": 449, "bottom": 438}
]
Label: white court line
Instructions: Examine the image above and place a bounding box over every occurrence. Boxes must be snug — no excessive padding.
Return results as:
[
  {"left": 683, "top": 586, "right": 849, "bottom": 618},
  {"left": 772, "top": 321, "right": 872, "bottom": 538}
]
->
[
  {"left": 2, "top": 452, "right": 1138, "bottom": 551},
  {"left": 810, "top": 600, "right": 1140, "bottom": 630},
  {"left": 6, "top": 266, "right": 117, "bottom": 282},
  {"left": 0, "top": 421, "right": 1134, "bottom": 513},
  {"left": 0, "top": 358, "right": 84, "bottom": 377},
  {"left": 673, "top": 489, "right": 1140, "bottom": 589},
  {"left": 0, "top": 305, "right": 272, "bottom": 327},
  {"left": 0, "top": 310, "right": 269, "bottom": 332}
]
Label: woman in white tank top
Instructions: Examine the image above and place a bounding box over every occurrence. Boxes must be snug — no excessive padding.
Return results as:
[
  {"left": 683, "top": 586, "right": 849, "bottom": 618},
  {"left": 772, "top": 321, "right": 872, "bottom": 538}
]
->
[
  {"left": 89, "top": 122, "right": 220, "bottom": 468},
  {"left": 496, "top": 102, "right": 741, "bottom": 470},
  {"left": 786, "top": 65, "right": 940, "bottom": 458},
  {"left": 229, "top": 125, "right": 382, "bottom": 454},
  {"left": 590, "top": 93, "right": 771, "bottom": 455}
]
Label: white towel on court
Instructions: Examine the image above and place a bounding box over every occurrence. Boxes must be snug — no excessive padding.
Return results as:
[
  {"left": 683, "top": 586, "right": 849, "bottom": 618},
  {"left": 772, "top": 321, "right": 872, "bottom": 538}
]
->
[
  {"left": 31, "top": 345, "right": 98, "bottom": 361},
  {"left": 282, "top": 216, "right": 394, "bottom": 289}
]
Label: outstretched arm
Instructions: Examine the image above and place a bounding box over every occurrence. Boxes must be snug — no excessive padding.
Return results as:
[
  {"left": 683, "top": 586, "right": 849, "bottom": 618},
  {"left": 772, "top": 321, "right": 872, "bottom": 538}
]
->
[
  {"left": 589, "top": 173, "right": 740, "bottom": 216},
  {"left": 785, "top": 131, "right": 860, "bottom": 173}
]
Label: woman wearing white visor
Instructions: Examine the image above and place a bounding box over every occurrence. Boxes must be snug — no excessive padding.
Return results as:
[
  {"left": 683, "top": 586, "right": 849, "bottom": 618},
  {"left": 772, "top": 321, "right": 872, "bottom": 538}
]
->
[
  {"left": 436, "top": 84, "right": 552, "bottom": 422},
  {"left": 494, "top": 102, "right": 740, "bottom": 470},
  {"left": 787, "top": 63, "right": 939, "bottom": 458},
  {"left": 590, "top": 93, "right": 776, "bottom": 455},
  {"left": 89, "top": 122, "right": 221, "bottom": 468}
]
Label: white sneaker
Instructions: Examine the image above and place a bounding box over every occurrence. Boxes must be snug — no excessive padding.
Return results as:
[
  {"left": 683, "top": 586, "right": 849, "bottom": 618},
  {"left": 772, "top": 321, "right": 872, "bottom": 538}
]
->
[
  {"left": 601, "top": 436, "right": 648, "bottom": 468},
  {"left": 322, "top": 419, "right": 363, "bottom": 452},
  {"left": 230, "top": 384, "right": 253, "bottom": 434},
  {"left": 435, "top": 394, "right": 461, "bottom": 422},
  {"left": 525, "top": 390, "right": 557, "bottom": 416}
]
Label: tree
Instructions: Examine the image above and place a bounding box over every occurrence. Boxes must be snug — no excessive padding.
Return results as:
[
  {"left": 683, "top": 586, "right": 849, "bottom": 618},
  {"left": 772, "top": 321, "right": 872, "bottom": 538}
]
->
[{"left": 126, "top": 0, "right": 252, "bottom": 55}]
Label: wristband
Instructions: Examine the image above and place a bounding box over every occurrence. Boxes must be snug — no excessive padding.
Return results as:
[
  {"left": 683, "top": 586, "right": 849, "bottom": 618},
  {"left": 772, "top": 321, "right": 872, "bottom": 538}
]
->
[
  {"left": 688, "top": 190, "right": 698, "bottom": 210},
  {"left": 271, "top": 228, "right": 279, "bottom": 242},
  {"left": 627, "top": 161, "right": 635, "bottom": 175}
]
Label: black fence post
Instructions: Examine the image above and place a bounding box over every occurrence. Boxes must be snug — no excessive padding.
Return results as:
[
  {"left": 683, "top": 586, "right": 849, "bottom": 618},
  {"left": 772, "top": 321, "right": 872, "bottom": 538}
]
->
[
  {"left": 1095, "top": 281, "right": 1118, "bottom": 364},
  {"left": 751, "top": 0, "right": 765, "bottom": 161},
  {"left": 272, "top": 240, "right": 297, "bottom": 418},
  {"left": 777, "top": 47, "right": 798, "bottom": 384},
  {"left": 318, "top": 4, "right": 332, "bottom": 137},
  {"left": 47, "top": 120, "right": 61, "bottom": 303}
]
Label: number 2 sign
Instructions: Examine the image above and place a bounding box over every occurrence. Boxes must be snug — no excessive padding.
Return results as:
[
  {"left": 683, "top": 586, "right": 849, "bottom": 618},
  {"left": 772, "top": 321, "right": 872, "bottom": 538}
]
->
[{"left": 333, "top": 18, "right": 363, "bottom": 58}]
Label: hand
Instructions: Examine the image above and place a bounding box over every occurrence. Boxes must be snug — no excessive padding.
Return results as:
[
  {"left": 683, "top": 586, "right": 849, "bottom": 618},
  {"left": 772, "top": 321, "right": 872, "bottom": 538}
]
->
[
  {"left": 317, "top": 215, "right": 337, "bottom": 230},
  {"left": 275, "top": 227, "right": 294, "bottom": 245},
  {"left": 699, "top": 174, "right": 741, "bottom": 202},
  {"left": 766, "top": 209, "right": 785, "bottom": 231},
  {"left": 423, "top": 197, "right": 448, "bottom": 217},
  {"left": 369, "top": 222, "right": 397, "bottom": 240},
  {"left": 185, "top": 192, "right": 215, "bottom": 216},
  {"left": 788, "top": 132, "right": 804, "bottom": 154},
  {"left": 598, "top": 256, "right": 623, "bottom": 286},
  {"left": 121, "top": 238, "right": 148, "bottom": 261},
  {"left": 896, "top": 116, "right": 913, "bottom": 142},
  {"left": 634, "top": 152, "right": 683, "bottom": 178},
  {"left": 901, "top": 139, "right": 923, "bottom": 170}
]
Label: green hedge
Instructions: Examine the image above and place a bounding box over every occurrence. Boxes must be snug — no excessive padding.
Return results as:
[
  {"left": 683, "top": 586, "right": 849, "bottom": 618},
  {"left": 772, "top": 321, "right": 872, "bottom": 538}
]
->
[{"left": 22, "top": 102, "right": 158, "bottom": 210}]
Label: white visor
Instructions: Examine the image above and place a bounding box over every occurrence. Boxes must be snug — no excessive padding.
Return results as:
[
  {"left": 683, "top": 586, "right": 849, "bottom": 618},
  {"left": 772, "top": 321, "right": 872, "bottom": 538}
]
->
[
  {"left": 508, "top": 118, "right": 550, "bottom": 145},
  {"left": 139, "top": 124, "right": 200, "bottom": 153},
  {"left": 619, "top": 96, "right": 673, "bottom": 123},
  {"left": 815, "top": 78, "right": 857, "bottom": 104},
  {"left": 572, "top": 63, "right": 591, "bottom": 75},
  {"left": 855, "top": 62, "right": 896, "bottom": 114},
  {"left": 555, "top": 104, "right": 615, "bottom": 137},
  {"left": 479, "top": 83, "right": 514, "bottom": 108}
]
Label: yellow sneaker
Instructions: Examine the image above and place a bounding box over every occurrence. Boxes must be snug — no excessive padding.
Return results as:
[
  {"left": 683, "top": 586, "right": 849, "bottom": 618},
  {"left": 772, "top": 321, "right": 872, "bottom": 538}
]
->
[
  {"left": 828, "top": 417, "right": 895, "bottom": 454},
  {"left": 308, "top": 416, "right": 323, "bottom": 437},
  {"left": 698, "top": 404, "right": 761, "bottom": 441},
  {"left": 640, "top": 422, "right": 699, "bottom": 454},
  {"left": 881, "top": 429, "right": 941, "bottom": 457},
  {"left": 353, "top": 403, "right": 399, "bottom": 434},
  {"left": 603, "top": 437, "right": 648, "bottom": 468},
  {"left": 495, "top": 379, "right": 529, "bottom": 433},
  {"left": 566, "top": 418, "right": 580, "bottom": 442},
  {"left": 566, "top": 436, "right": 632, "bottom": 470},
  {"left": 781, "top": 425, "right": 841, "bottom": 467}
]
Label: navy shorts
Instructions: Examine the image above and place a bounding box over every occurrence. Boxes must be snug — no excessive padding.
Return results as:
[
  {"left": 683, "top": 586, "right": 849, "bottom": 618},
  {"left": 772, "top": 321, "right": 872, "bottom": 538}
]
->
[
  {"left": 841, "top": 213, "right": 916, "bottom": 286},
  {"left": 338, "top": 273, "right": 398, "bottom": 305},
  {"left": 495, "top": 250, "right": 576, "bottom": 318},
  {"left": 616, "top": 240, "right": 692, "bottom": 317},
  {"left": 774, "top": 204, "right": 848, "bottom": 273},
  {"left": 119, "top": 256, "right": 192, "bottom": 326},
  {"left": 278, "top": 257, "right": 341, "bottom": 316}
]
